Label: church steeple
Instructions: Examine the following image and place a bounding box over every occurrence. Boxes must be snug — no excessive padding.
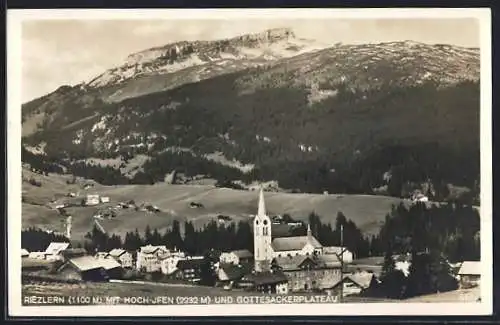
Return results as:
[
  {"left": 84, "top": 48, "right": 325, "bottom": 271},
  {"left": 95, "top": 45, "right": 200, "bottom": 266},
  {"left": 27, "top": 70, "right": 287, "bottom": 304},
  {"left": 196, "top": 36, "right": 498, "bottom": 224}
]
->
[
  {"left": 307, "top": 223, "right": 312, "bottom": 240},
  {"left": 254, "top": 187, "right": 272, "bottom": 273},
  {"left": 258, "top": 187, "right": 266, "bottom": 217}
]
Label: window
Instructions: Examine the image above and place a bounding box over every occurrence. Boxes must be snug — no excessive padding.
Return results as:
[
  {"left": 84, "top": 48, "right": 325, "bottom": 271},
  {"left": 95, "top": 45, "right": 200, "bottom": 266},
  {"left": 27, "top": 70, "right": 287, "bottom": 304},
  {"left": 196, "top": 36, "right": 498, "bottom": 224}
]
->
[
  {"left": 263, "top": 227, "right": 268, "bottom": 236},
  {"left": 263, "top": 220, "right": 268, "bottom": 225}
]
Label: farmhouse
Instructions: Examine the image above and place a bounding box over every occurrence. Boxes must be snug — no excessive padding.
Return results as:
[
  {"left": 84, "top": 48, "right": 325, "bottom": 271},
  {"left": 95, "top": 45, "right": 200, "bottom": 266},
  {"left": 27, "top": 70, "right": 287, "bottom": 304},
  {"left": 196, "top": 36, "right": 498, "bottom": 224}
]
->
[
  {"left": 346, "top": 256, "right": 384, "bottom": 278},
  {"left": 60, "top": 248, "right": 87, "bottom": 261},
  {"left": 108, "top": 248, "right": 134, "bottom": 268},
  {"left": 240, "top": 271, "right": 289, "bottom": 294},
  {"left": 136, "top": 245, "right": 170, "bottom": 272},
  {"left": 161, "top": 253, "right": 186, "bottom": 275},
  {"left": 45, "top": 242, "right": 70, "bottom": 261},
  {"left": 219, "top": 249, "right": 253, "bottom": 265},
  {"left": 326, "top": 272, "right": 379, "bottom": 297},
  {"left": 458, "top": 261, "right": 481, "bottom": 288},
  {"left": 58, "top": 255, "right": 122, "bottom": 281},
  {"left": 216, "top": 263, "right": 251, "bottom": 287},
  {"left": 174, "top": 258, "right": 205, "bottom": 283},
  {"left": 323, "top": 246, "right": 354, "bottom": 263}
]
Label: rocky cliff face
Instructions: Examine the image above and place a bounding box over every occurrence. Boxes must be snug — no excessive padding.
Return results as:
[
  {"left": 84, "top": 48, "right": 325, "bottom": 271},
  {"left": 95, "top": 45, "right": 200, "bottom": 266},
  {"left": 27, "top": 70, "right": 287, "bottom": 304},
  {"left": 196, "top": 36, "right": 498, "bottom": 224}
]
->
[{"left": 85, "top": 27, "right": 326, "bottom": 97}]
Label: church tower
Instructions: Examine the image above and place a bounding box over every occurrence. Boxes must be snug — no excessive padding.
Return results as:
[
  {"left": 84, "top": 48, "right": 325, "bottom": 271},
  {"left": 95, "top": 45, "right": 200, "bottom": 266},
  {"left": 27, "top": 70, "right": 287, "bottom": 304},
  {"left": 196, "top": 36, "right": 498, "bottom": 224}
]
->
[{"left": 253, "top": 188, "right": 272, "bottom": 273}]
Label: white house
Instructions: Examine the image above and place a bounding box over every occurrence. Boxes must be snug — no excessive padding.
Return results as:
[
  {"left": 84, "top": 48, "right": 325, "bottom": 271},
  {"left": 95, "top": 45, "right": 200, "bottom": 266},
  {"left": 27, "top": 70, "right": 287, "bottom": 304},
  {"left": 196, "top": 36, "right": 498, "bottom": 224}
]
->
[
  {"left": 219, "top": 249, "right": 253, "bottom": 265},
  {"left": 108, "top": 248, "right": 134, "bottom": 268},
  {"left": 136, "top": 245, "right": 170, "bottom": 272},
  {"left": 323, "top": 246, "right": 354, "bottom": 264},
  {"left": 161, "top": 253, "right": 186, "bottom": 275},
  {"left": 100, "top": 196, "right": 110, "bottom": 203},
  {"left": 85, "top": 194, "right": 100, "bottom": 206}
]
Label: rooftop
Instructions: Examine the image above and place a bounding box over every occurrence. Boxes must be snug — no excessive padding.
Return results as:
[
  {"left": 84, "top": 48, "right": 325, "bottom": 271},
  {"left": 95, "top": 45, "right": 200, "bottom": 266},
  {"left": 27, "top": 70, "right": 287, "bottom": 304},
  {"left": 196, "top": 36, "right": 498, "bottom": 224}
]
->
[
  {"left": 67, "top": 255, "right": 121, "bottom": 272},
  {"left": 271, "top": 235, "right": 322, "bottom": 252},
  {"left": 109, "top": 248, "right": 128, "bottom": 257},
  {"left": 45, "top": 242, "right": 70, "bottom": 255}
]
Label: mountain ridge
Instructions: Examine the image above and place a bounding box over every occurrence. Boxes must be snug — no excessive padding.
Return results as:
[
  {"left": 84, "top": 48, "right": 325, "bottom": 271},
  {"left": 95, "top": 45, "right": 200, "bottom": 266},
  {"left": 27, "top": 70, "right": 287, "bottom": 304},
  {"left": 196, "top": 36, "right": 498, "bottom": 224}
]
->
[{"left": 21, "top": 30, "right": 480, "bottom": 203}]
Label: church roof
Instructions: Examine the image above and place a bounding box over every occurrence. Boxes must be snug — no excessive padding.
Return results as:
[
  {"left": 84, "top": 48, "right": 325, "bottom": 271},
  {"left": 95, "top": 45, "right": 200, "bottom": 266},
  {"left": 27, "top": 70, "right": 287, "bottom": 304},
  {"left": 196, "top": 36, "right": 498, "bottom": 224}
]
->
[{"left": 271, "top": 235, "right": 322, "bottom": 252}]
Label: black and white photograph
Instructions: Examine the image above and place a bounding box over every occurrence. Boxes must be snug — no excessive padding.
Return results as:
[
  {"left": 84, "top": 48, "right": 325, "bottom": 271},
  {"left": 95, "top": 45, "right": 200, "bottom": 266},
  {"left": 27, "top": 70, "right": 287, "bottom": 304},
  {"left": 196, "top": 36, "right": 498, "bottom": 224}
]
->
[{"left": 7, "top": 8, "right": 492, "bottom": 317}]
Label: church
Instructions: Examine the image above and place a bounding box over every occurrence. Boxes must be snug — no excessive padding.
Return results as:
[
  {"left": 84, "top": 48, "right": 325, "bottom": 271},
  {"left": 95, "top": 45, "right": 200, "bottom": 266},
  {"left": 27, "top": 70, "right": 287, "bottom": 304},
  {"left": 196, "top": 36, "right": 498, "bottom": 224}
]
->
[
  {"left": 253, "top": 188, "right": 325, "bottom": 273},
  {"left": 253, "top": 188, "right": 345, "bottom": 292}
]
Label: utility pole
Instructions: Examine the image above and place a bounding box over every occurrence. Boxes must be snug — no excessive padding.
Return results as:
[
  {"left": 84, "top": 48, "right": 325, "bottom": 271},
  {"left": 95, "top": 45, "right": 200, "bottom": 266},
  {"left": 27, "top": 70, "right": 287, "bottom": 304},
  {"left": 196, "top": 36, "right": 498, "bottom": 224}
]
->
[{"left": 339, "top": 223, "right": 344, "bottom": 303}]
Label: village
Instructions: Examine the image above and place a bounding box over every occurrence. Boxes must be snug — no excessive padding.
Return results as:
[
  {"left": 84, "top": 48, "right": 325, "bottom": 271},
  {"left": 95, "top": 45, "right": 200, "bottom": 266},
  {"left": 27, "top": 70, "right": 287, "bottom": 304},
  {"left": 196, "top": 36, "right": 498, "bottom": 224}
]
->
[{"left": 21, "top": 188, "right": 480, "bottom": 302}]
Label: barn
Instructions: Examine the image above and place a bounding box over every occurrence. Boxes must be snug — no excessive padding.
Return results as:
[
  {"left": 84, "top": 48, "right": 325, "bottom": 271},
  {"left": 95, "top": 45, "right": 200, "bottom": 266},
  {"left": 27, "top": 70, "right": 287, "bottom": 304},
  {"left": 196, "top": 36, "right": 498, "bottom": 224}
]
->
[{"left": 57, "top": 255, "right": 122, "bottom": 281}]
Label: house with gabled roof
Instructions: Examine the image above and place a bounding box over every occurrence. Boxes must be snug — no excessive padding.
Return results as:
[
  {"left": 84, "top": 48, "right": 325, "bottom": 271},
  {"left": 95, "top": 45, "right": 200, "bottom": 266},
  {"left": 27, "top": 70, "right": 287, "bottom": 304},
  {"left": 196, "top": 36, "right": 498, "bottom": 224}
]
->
[
  {"left": 323, "top": 246, "right": 354, "bottom": 263},
  {"left": 57, "top": 255, "right": 122, "bottom": 281},
  {"left": 174, "top": 258, "right": 205, "bottom": 283},
  {"left": 326, "top": 272, "right": 379, "bottom": 297},
  {"left": 216, "top": 263, "right": 252, "bottom": 287},
  {"left": 240, "top": 271, "right": 289, "bottom": 294},
  {"left": 108, "top": 248, "right": 134, "bottom": 268},
  {"left": 219, "top": 249, "right": 253, "bottom": 265},
  {"left": 136, "top": 245, "right": 170, "bottom": 272}
]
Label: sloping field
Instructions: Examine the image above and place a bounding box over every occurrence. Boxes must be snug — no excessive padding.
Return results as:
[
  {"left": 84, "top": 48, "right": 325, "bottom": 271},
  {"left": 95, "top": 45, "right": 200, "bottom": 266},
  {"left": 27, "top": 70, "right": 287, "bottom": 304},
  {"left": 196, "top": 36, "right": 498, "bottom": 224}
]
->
[{"left": 21, "top": 170, "right": 409, "bottom": 241}]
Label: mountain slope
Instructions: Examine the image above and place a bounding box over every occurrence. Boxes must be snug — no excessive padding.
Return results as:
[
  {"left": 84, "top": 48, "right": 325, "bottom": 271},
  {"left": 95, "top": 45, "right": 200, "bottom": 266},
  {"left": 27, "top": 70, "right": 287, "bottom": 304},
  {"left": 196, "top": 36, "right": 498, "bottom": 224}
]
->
[{"left": 21, "top": 34, "right": 480, "bottom": 200}]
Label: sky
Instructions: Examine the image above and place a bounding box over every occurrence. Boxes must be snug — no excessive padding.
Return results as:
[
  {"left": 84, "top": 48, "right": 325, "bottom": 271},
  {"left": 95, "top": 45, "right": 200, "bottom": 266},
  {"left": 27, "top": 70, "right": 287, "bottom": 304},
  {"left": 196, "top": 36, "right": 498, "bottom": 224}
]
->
[{"left": 21, "top": 18, "right": 480, "bottom": 103}]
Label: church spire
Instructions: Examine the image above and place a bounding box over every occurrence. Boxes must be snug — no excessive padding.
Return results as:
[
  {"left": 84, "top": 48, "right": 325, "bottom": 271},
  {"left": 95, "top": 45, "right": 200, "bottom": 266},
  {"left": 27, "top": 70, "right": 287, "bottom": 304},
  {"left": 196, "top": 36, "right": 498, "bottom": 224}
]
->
[
  {"left": 307, "top": 223, "right": 312, "bottom": 239},
  {"left": 258, "top": 187, "right": 266, "bottom": 217}
]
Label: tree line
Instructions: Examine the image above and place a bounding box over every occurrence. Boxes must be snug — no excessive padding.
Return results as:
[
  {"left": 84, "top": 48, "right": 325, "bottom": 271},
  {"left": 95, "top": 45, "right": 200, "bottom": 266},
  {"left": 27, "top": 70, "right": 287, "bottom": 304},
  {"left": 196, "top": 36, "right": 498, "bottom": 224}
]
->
[
  {"left": 80, "top": 211, "right": 371, "bottom": 259},
  {"left": 21, "top": 227, "right": 70, "bottom": 252},
  {"left": 22, "top": 80, "right": 480, "bottom": 204},
  {"left": 22, "top": 200, "right": 479, "bottom": 270}
]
